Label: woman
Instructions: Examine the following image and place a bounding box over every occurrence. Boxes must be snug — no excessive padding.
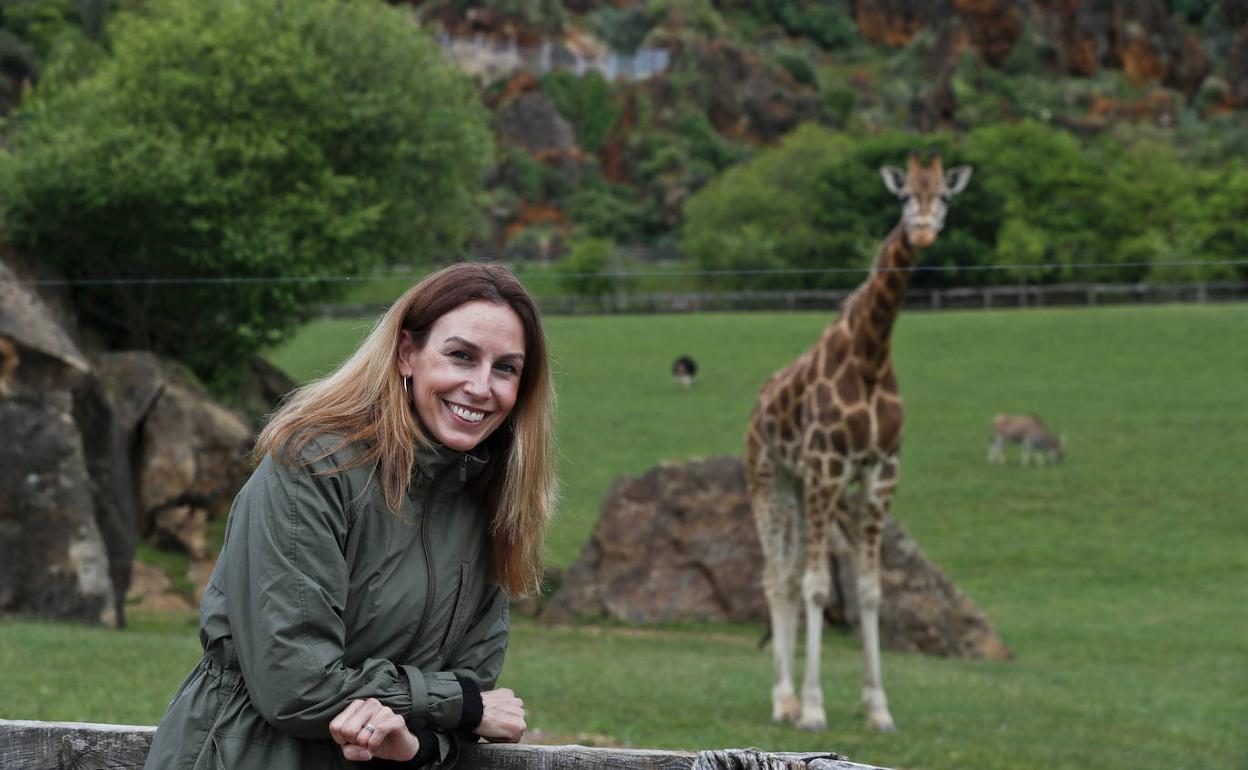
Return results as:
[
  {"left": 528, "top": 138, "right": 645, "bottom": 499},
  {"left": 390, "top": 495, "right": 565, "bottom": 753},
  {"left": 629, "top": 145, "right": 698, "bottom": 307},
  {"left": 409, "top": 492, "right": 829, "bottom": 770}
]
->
[{"left": 144, "top": 263, "right": 557, "bottom": 769}]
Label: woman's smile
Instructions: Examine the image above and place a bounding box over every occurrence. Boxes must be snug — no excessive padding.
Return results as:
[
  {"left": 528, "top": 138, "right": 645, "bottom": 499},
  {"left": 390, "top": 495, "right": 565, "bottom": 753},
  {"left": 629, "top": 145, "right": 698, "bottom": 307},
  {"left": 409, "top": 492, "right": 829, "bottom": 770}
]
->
[{"left": 445, "top": 400, "right": 487, "bottom": 424}]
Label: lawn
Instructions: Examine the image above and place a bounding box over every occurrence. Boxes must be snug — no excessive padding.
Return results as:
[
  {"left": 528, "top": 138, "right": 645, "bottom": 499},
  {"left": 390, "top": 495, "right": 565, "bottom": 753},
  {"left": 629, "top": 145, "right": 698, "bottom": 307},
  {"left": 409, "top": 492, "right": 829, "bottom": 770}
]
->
[{"left": 3, "top": 303, "right": 1246, "bottom": 770}]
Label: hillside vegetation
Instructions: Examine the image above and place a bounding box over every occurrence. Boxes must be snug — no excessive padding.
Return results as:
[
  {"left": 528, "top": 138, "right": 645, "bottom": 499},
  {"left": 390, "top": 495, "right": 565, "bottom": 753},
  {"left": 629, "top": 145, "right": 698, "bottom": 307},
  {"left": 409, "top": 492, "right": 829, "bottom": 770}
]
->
[{"left": 2, "top": 1, "right": 1247, "bottom": 389}]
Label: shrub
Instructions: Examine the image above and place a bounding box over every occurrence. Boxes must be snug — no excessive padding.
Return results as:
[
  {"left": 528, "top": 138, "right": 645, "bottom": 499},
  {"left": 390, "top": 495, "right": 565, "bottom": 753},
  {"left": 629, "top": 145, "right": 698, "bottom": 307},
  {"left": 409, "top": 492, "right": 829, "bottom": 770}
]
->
[
  {"left": 540, "top": 71, "right": 621, "bottom": 153},
  {"left": 0, "top": 0, "right": 491, "bottom": 391},
  {"left": 556, "top": 237, "right": 619, "bottom": 297}
]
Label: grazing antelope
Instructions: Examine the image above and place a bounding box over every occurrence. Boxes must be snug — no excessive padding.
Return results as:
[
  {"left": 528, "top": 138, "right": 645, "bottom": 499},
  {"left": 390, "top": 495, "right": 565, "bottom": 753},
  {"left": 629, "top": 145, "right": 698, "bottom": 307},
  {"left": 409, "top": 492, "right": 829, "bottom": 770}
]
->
[
  {"left": 746, "top": 151, "right": 972, "bottom": 732},
  {"left": 988, "top": 413, "right": 1064, "bottom": 466}
]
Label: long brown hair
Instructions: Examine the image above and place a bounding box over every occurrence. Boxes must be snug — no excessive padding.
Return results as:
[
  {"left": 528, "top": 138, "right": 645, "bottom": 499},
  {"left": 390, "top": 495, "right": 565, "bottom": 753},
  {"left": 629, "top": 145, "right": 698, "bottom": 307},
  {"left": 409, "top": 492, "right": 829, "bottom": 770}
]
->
[{"left": 256, "top": 262, "right": 557, "bottom": 596}]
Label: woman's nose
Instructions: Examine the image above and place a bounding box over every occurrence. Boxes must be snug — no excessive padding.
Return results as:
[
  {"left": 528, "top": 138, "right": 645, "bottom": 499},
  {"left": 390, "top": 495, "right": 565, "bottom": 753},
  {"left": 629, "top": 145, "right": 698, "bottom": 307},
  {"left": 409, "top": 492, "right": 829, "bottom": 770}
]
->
[{"left": 463, "top": 366, "right": 490, "bottom": 397}]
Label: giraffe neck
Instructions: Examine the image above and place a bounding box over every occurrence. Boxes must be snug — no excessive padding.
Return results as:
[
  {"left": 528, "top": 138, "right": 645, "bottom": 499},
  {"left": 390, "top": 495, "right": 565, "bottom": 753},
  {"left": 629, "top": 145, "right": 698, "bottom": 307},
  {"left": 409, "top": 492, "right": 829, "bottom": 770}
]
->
[{"left": 846, "top": 223, "right": 915, "bottom": 373}]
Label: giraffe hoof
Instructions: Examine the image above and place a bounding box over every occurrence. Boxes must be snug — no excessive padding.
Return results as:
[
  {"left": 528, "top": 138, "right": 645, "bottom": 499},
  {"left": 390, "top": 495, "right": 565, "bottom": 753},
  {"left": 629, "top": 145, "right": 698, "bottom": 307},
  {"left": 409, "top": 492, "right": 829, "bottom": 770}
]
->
[
  {"left": 867, "top": 713, "right": 896, "bottom": 732},
  {"left": 772, "top": 694, "right": 800, "bottom": 723},
  {"left": 797, "top": 706, "right": 826, "bottom": 731}
]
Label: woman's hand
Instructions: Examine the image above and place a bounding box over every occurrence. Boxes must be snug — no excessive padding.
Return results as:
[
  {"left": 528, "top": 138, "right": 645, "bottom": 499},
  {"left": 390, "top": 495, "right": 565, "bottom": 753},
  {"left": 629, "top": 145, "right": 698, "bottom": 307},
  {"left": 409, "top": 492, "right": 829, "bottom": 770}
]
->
[
  {"left": 329, "top": 698, "right": 420, "bottom": 762},
  {"left": 474, "top": 687, "right": 526, "bottom": 743}
]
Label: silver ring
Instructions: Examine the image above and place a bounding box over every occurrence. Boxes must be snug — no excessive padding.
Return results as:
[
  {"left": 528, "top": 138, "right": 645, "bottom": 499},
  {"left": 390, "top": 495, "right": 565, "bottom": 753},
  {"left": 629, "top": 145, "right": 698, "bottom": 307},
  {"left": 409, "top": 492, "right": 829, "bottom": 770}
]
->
[{"left": 364, "top": 723, "right": 378, "bottom": 735}]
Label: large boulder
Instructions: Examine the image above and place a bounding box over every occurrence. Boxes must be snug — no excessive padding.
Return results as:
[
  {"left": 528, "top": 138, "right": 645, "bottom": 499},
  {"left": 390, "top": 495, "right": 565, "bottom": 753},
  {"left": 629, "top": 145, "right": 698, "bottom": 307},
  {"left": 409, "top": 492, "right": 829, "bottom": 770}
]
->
[
  {"left": 96, "top": 352, "right": 253, "bottom": 559},
  {"left": 0, "top": 261, "right": 135, "bottom": 627},
  {"left": 1, "top": 253, "right": 258, "bottom": 626},
  {"left": 545, "top": 455, "right": 1011, "bottom": 660}
]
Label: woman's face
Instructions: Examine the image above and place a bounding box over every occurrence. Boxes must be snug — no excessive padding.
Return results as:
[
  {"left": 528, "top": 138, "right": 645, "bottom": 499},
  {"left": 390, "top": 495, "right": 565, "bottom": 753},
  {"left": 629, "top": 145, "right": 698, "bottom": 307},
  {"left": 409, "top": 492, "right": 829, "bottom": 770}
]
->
[{"left": 398, "top": 300, "right": 526, "bottom": 452}]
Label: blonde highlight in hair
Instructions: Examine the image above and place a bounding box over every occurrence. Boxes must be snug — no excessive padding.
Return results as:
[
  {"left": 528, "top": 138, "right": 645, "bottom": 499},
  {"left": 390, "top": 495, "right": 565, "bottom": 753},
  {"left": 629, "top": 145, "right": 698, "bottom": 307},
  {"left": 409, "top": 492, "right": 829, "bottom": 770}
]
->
[{"left": 256, "top": 262, "right": 557, "bottom": 597}]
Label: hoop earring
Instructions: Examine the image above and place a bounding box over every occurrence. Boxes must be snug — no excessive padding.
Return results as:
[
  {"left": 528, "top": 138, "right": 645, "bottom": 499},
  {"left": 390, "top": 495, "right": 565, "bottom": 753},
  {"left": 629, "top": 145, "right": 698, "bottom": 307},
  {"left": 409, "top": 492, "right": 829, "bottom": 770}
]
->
[{"left": 402, "top": 376, "right": 409, "bottom": 399}]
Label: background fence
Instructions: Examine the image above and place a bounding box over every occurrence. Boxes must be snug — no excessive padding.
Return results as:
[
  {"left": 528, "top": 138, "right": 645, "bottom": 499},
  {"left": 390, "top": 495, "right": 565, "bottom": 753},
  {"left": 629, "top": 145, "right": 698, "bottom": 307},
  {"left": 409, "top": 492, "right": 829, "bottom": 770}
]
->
[{"left": 316, "top": 280, "right": 1248, "bottom": 319}]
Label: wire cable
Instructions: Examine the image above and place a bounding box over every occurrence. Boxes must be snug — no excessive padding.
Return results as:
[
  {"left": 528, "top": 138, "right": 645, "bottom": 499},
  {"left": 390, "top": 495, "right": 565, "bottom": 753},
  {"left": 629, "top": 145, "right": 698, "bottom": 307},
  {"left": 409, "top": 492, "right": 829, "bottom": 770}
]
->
[{"left": 4, "top": 258, "right": 1246, "bottom": 288}]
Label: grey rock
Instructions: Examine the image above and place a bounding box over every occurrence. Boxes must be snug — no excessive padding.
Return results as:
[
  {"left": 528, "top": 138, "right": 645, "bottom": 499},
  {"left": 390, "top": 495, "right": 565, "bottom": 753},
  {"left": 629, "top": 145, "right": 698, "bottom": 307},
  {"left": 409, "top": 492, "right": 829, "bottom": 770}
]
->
[
  {"left": 0, "top": 260, "right": 132, "bottom": 627},
  {"left": 545, "top": 455, "right": 1011, "bottom": 659}
]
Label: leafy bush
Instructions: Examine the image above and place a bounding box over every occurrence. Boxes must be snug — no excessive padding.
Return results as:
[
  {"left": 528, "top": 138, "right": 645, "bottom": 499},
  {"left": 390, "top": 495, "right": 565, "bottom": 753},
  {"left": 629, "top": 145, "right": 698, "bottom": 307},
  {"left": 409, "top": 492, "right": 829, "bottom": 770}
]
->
[
  {"left": 680, "top": 124, "right": 855, "bottom": 289},
  {"left": 0, "top": 0, "right": 109, "bottom": 85},
  {"left": 774, "top": 51, "right": 817, "bottom": 87},
  {"left": 813, "top": 132, "right": 1001, "bottom": 289},
  {"left": 0, "top": 0, "right": 491, "bottom": 390},
  {"left": 646, "top": 0, "right": 726, "bottom": 38},
  {"left": 555, "top": 237, "right": 619, "bottom": 297},
  {"left": 761, "top": 0, "right": 858, "bottom": 51},
  {"left": 964, "top": 121, "right": 1117, "bottom": 281},
  {"left": 584, "top": 5, "right": 657, "bottom": 53},
  {"left": 566, "top": 176, "right": 661, "bottom": 244},
  {"left": 540, "top": 71, "right": 621, "bottom": 153}
]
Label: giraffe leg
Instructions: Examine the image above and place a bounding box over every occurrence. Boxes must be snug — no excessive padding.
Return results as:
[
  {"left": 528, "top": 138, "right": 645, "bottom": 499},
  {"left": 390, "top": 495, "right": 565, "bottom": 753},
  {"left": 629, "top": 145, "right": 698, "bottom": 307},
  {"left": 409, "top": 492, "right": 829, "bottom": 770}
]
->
[
  {"left": 749, "top": 453, "right": 802, "bottom": 723},
  {"left": 797, "top": 471, "right": 842, "bottom": 731},
  {"left": 764, "top": 545, "right": 801, "bottom": 722},
  {"left": 859, "top": 462, "right": 897, "bottom": 731}
]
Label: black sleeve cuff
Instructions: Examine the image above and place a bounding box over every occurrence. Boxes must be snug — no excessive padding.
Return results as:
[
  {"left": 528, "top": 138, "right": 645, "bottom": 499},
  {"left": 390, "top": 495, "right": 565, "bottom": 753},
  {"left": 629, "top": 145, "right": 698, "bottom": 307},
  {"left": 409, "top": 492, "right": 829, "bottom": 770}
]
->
[
  {"left": 455, "top": 674, "right": 483, "bottom": 734},
  {"left": 368, "top": 727, "right": 440, "bottom": 768}
]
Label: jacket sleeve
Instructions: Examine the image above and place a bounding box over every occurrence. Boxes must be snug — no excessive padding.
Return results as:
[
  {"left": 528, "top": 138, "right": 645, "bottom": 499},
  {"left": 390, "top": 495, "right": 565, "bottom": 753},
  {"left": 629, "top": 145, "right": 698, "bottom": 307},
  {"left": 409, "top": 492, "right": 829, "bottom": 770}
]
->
[
  {"left": 223, "top": 451, "right": 448, "bottom": 740},
  {"left": 403, "top": 576, "right": 509, "bottom": 736}
]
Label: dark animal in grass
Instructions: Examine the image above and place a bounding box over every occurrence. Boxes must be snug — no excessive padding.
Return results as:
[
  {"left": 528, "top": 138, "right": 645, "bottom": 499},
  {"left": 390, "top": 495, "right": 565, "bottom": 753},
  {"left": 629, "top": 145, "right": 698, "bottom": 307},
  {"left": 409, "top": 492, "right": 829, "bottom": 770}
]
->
[{"left": 672, "top": 355, "right": 698, "bottom": 387}]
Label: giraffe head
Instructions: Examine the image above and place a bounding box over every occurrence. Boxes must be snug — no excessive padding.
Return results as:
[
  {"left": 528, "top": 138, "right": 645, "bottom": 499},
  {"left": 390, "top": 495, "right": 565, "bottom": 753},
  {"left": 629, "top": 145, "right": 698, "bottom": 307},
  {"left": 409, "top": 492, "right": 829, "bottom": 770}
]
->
[{"left": 879, "top": 151, "right": 972, "bottom": 249}]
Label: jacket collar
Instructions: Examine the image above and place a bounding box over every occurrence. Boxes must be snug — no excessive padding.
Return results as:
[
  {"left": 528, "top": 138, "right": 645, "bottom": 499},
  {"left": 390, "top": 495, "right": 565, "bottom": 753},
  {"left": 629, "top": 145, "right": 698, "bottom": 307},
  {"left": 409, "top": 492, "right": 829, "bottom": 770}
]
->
[{"left": 412, "top": 437, "right": 489, "bottom": 486}]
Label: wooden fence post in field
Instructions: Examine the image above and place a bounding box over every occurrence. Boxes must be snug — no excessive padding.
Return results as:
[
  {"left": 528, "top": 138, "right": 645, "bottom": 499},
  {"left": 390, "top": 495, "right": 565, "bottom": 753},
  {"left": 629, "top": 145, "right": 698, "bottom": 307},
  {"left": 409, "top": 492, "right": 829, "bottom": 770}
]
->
[{"left": 0, "top": 720, "right": 893, "bottom": 770}]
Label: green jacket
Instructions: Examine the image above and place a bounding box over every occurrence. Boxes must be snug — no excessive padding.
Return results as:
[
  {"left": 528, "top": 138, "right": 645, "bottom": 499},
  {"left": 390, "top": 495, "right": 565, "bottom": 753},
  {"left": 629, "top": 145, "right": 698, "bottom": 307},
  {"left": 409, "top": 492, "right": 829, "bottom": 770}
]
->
[{"left": 144, "top": 437, "right": 508, "bottom": 770}]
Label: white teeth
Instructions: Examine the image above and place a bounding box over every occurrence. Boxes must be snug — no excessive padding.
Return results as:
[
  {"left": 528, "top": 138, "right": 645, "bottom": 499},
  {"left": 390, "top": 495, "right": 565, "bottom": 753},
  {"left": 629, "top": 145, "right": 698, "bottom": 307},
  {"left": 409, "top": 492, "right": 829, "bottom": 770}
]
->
[{"left": 447, "top": 402, "right": 485, "bottom": 423}]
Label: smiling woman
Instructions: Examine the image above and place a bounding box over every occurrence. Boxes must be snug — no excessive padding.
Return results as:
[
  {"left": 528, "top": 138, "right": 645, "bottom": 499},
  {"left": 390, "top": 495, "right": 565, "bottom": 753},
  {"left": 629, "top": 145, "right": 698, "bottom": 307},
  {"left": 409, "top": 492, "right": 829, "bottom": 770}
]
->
[{"left": 142, "top": 263, "right": 557, "bottom": 770}]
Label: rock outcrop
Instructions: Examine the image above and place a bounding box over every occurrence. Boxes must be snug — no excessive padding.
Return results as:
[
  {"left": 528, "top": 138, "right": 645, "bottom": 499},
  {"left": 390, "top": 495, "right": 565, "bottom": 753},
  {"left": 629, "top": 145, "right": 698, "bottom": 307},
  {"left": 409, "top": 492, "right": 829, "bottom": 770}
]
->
[
  {"left": 96, "top": 351, "right": 253, "bottom": 558},
  {"left": 545, "top": 455, "right": 1011, "bottom": 660},
  {"left": 0, "top": 261, "right": 134, "bottom": 627},
  {"left": 852, "top": 0, "right": 1211, "bottom": 94},
  {"left": 1, "top": 255, "right": 257, "bottom": 625}
]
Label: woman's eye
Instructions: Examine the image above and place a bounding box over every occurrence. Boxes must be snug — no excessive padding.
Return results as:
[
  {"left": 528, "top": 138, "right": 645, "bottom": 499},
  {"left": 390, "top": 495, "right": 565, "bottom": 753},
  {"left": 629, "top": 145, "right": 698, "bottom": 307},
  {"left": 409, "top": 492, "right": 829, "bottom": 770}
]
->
[
  {"left": 449, "top": 350, "right": 471, "bottom": 361},
  {"left": 494, "top": 362, "right": 519, "bottom": 376}
]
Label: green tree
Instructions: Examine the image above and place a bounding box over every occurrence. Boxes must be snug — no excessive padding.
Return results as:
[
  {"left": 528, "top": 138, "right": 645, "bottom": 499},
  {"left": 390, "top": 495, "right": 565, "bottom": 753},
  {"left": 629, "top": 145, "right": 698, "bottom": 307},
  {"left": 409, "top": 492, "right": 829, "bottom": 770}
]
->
[
  {"left": 1196, "top": 164, "right": 1248, "bottom": 281},
  {"left": 810, "top": 131, "right": 1001, "bottom": 289},
  {"left": 681, "top": 126, "right": 1000, "bottom": 290},
  {"left": 540, "top": 71, "right": 621, "bottom": 154},
  {"left": 556, "top": 237, "right": 619, "bottom": 297},
  {"left": 680, "top": 124, "right": 855, "bottom": 289},
  {"left": 964, "top": 121, "right": 1115, "bottom": 282},
  {"left": 0, "top": 0, "right": 491, "bottom": 390}
]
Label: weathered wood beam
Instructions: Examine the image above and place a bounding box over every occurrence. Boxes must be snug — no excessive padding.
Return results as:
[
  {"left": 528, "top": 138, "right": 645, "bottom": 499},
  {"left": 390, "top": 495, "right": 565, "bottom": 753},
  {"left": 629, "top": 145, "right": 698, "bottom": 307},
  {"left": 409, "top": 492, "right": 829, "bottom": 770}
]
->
[
  {"left": 0, "top": 719, "right": 890, "bottom": 770},
  {"left": 0, "top": 720, "right": 155, "bottom": 770}
]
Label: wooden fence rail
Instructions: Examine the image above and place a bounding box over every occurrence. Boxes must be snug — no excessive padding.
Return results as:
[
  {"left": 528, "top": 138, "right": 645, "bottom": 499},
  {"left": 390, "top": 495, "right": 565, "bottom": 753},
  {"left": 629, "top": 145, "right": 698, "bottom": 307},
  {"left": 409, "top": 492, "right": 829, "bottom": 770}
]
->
[{"left": 0, "top": 720, "right": 890, "bottom": 770}]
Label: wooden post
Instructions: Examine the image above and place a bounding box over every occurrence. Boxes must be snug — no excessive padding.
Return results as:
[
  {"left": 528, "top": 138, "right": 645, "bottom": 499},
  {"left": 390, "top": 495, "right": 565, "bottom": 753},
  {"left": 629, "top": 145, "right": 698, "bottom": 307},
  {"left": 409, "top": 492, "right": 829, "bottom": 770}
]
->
[{"left": 0, "top": 720, "right": 891, "bottom": 770}]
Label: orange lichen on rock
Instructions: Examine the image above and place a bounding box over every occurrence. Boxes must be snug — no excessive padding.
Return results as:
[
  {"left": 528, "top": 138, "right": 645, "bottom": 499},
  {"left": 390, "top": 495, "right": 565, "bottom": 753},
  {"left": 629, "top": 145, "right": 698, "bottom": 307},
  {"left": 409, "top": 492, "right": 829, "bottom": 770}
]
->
[
  {"left": 953, "top": 0, "right": 1023, "bottom": 66},
  {"left": 854, "top": 6, "right": 926, "bottom": 48},
  {"left": 1119, "top": 37, "right": 1167, "bottom": 85}
]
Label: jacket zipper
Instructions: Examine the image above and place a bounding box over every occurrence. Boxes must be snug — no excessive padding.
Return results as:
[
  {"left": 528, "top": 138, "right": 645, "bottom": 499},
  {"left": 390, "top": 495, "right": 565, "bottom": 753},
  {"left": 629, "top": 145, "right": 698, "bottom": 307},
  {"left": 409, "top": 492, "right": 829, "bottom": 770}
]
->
[
  {"left": 412, "top": 468, "right": 443, "bottom": 644},
  {"left": 411, "top": 454, "right": 468, "bottom": 645}
]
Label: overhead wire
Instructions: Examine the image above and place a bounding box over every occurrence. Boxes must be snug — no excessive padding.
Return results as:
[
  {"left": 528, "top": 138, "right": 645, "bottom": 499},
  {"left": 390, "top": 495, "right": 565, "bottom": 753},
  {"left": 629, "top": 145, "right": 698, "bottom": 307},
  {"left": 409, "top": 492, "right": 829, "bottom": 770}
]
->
[{"left": 3, "top": 257, "right": 1246, "bottom": 288}]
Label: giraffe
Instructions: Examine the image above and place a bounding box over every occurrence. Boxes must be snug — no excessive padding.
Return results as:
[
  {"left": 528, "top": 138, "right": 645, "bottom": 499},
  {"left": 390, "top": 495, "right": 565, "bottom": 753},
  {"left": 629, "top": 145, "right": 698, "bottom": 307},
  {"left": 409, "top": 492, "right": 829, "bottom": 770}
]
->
[{"left": 745, "top": 152, "right": 971, "bottom": 731}]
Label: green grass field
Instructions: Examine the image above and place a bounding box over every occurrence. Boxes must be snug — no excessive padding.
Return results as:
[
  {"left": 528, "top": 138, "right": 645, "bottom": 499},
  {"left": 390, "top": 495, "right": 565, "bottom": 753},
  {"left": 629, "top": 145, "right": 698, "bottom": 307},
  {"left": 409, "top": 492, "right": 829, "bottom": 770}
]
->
[{"left": 3, "top": 304, "right": 1246, "bottom": 769}]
